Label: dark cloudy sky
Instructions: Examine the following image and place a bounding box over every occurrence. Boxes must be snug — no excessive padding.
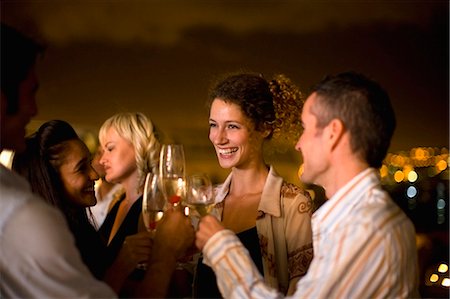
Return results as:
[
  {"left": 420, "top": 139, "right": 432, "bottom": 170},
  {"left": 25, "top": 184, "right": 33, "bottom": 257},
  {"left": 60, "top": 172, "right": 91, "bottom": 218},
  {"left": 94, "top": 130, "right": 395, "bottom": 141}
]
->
[{"left": 2, "top": 0, "right": 448, "bottom": 182}]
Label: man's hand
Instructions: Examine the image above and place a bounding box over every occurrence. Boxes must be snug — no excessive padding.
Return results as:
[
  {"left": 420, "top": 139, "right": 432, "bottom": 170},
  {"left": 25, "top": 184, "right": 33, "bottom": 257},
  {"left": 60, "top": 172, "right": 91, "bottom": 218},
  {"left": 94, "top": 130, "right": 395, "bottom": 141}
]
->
[
  {"left": 136, "top": 208, "right": 195, "bottom": 298},
  {"left": 195, "top": 215, "right": 225, "bottom": 250},
  {"left": 152, "top": 208, "right": 195, "bottom": 259}
]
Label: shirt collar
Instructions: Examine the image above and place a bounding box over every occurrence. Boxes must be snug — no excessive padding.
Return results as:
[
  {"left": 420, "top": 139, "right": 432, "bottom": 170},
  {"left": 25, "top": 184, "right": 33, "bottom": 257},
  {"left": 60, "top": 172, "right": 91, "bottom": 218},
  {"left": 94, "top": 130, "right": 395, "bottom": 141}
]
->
[
  {"left": 312, "top": 168, "right": 379, "bottom": 230},
  {"left": 214, "top": 165, "right": 283, "bottom": 216}
]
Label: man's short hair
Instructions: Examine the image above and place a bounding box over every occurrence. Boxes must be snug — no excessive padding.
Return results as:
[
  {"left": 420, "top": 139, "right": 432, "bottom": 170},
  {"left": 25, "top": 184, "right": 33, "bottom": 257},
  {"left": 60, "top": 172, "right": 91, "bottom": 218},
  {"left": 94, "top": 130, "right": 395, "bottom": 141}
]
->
[
  {"left": 1, "top": 23, "right": 44, "bottom": 114},
  {"left": 311, "top": 71, "right": 396, "bottom": 168}
]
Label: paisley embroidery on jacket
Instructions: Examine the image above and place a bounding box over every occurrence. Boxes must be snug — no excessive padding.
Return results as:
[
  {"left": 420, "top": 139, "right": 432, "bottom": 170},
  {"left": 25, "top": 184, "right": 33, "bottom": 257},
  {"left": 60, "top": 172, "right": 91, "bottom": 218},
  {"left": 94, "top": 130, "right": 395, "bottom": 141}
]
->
[
  {"left": 281, "top": 182, "right": 309, "bottom": 198},
  {"left": 281, "top": 182, "right": 313, "bottom": 214},
  {"left": 288, "top": 243, "right": 314, "bottom": 278},
  {"left": 259, "top": 233, "right": 276, "bottom": 276},
  {"left": 298, "top": 200, "right": 313, "bottom": 214}
]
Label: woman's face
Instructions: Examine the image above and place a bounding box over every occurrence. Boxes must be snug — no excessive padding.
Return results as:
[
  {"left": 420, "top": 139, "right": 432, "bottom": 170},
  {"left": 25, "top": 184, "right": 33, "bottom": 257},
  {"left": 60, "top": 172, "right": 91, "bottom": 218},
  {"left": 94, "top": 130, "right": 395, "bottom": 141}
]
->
[
  {"left": 99, "top": 127, "right": 137, "bottom": 184},
  {"left": 57, "top": 139, "right": 98, "bottom": 207},
  {"left": 208, "top": 99, "right": 266, "bottom": 170}
]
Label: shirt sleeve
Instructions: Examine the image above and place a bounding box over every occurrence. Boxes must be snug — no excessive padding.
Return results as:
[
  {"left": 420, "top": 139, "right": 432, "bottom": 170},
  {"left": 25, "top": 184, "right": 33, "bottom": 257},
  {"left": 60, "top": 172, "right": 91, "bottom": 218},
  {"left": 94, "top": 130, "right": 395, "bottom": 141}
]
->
[{"left": 202, "top": 229, "right": 282, "bottom": 299}]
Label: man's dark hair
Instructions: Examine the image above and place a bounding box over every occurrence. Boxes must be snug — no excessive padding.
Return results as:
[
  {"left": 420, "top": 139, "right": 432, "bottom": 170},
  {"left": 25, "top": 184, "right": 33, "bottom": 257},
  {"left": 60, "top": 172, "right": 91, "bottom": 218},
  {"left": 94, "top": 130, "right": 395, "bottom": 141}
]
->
[
  {"left": 311, "top": 71, "right": 396, "bottom": 168},
  {"left": 1, "top": 23, "right": 44, "bottom": 114}
]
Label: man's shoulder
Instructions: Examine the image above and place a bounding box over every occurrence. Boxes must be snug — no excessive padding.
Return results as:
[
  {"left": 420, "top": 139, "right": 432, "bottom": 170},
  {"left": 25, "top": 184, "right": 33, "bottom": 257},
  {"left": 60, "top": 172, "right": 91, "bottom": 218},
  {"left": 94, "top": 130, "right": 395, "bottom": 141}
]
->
[
  {"left": 354, "top": 186, "right": 414, "bottom": 233},
  {"left": 0, "top": 167, "right": 68, "bottom": 238}
]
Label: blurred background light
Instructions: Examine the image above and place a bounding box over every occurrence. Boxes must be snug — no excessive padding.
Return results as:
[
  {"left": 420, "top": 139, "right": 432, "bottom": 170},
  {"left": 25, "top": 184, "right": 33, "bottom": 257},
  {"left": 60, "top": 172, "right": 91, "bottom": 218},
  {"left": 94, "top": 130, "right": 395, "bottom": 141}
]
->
[
  {"left": 394, "top": 170, "right": 405, "bottom": 183},
  {"left": 408, "top": 170, "right": 418, "bottom": 182},
  {"left": 430, "top": 274, "right": 439, "bottom": 283},
  {"left": 407, "top": 186, "right": 418, "bottom": 198},
  {"left": 438, "top": 263, "right": 448, "bottom": 273},
  {"left": 0, "top": 150, "right": 14, "bottom": 169}
]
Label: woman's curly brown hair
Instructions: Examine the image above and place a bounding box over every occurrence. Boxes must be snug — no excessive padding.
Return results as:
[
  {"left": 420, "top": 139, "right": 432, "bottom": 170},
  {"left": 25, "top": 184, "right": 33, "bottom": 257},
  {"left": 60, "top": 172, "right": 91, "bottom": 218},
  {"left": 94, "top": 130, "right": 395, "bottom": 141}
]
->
[
  {"left": 208, "top": 72, "right": 304, "bottom": 150},
  {"left": 269, "top": 74, "right": 304, "bottom": 146}
]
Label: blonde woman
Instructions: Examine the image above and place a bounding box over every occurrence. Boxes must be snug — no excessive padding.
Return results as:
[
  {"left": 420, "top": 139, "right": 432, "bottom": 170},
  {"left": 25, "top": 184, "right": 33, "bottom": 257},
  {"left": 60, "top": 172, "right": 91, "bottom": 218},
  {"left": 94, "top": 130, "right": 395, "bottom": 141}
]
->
[{"left": 98, "top": 112, "right": 160, "bottom": 289}]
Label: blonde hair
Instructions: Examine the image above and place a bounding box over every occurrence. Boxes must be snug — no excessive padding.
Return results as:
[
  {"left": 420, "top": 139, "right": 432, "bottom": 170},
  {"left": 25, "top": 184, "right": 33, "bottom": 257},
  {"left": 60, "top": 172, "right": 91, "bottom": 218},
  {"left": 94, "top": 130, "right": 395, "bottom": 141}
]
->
[{"left": 99, "top": 112, "right": 160, "bottom": 190}]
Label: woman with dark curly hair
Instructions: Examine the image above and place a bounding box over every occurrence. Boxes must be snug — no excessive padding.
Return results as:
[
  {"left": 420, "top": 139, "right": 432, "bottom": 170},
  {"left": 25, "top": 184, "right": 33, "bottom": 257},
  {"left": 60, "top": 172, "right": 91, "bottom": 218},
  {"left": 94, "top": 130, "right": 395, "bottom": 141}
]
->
[{"left": 194, "top": 73, "right": 314, "bottom": 297}]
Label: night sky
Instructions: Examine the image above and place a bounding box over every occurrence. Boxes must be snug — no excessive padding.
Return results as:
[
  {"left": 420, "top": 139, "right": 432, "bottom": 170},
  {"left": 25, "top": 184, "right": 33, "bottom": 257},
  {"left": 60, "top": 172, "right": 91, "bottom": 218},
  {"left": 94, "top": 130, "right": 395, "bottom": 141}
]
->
[{"left": 2, "top": 0, "right": 448, "bottom": 182}]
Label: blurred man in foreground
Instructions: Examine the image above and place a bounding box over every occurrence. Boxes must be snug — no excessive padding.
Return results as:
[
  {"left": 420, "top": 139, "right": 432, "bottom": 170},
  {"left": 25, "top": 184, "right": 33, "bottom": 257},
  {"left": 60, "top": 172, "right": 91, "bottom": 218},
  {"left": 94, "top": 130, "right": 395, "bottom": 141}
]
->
[{"left": 0, "top": 23, "right": 194, "bottom": 298}]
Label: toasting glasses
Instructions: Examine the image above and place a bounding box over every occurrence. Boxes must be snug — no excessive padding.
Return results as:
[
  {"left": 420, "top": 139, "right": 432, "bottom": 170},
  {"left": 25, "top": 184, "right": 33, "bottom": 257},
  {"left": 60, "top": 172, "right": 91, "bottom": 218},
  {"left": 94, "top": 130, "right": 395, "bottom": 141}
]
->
[
  {"left": 159, "top": 144, "right": 186, "bottom": 207},
  {"left": 185, "top": 173, "right": 214, "bottom": 218},
  {"left": 142, "top": 172, "right": 166, "bottom": 235}
]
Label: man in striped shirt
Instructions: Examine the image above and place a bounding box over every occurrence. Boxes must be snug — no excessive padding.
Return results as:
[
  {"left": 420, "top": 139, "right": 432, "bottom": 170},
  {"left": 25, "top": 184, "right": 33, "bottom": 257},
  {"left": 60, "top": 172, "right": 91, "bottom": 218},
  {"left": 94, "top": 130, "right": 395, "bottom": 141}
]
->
[{"left": 196, "top": 72, "right": 420, "bottom": 298}]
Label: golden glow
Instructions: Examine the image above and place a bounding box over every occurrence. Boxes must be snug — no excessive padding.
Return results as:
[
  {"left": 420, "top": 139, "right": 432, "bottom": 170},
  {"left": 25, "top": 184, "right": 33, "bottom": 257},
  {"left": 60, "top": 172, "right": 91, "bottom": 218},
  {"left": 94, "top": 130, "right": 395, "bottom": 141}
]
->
[
  {"left": 393, "top": 155, "right": 405, "bottom": 167},
  {"left": 81, "top": 131, "right": 97, "bottom": 153},
  {"left": 407, "top": 170, "right": 418, "bottom": 182},
  {"left": 0, "top": 150, "right": 14, "bottom": 169},
  {"left": 438, "top": 263, "right": 448, "bottom": 273},
  {"left": 394, "top": 170, "right": 404, "bottom": 183},
  {"left": 442, "top": 278, "right": 450, "bottom": 287},
  {"left": 380, "top": 147, "right": 448, "bottom": 185},
  {"left": 306, "top": 189, "right": 316, "bottom": 201},
  {"left": 429, "top": 273, "right": 439, "bottom": 283},
  {"left": 415, "top": 148, "right": 426, "bottom": 160},
  {"left": 298, "top": 164, "right": 304, "bottom": 178},
  {"left": 436, "top": 159, "right": 448, "bottom": 171},
  {"left": 379, "top": 165, "right": 388, "bottom": 178}
]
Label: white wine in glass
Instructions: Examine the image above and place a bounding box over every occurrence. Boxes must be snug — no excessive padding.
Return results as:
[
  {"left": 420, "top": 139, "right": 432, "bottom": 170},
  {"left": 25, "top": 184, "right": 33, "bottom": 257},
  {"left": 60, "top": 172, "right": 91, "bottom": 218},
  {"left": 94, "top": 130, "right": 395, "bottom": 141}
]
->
[
  {"left": 159, "top": 144, "right": 186, "bottom": 206},
  {"left": 142, "top": 172, "right": 166, "bottom": 235},
  {"left": 185, "top": 173, "right": 214, "bottom": 217}
]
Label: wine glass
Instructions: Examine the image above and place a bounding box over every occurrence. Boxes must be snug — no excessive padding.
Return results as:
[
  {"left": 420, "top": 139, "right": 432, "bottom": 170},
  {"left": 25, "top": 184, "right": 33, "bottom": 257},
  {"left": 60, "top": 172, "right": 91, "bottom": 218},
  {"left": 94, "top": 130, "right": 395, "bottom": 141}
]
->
[
  {"left": 185, "top": 173, "right": 214, "bottom": 218},
  {"left": 142, "top": 172, "right": 166, "bottom": 236},
  {"left": 159, "top": 144, "right": 186, "bottom": 207}
]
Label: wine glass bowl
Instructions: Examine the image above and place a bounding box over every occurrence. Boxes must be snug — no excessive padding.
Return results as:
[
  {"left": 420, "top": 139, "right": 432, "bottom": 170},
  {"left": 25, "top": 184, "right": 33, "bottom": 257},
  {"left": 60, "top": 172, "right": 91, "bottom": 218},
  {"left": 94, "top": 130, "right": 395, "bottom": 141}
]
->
[
  {"left": 142, "top": 172, "right": 166, "bottom": 234},
  {"left": 159, "top": 144, "right": 186, "bottom": 207},
  {"left": 185, "top": 173, "right": 214, "bottom": 217}
]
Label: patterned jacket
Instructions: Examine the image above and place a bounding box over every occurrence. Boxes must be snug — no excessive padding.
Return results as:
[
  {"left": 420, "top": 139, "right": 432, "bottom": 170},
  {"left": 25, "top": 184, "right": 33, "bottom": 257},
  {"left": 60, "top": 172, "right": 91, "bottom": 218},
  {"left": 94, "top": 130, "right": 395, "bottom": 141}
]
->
[{"left": 212, "top": 166, "right": 314, "bottom": 294}]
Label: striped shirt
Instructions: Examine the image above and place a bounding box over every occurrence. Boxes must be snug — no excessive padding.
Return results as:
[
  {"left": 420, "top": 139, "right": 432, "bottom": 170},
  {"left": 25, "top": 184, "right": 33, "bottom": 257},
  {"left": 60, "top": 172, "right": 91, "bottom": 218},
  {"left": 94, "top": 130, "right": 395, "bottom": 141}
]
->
[{"left": 202, "top": 168, "right": 420, "bottom": 299}]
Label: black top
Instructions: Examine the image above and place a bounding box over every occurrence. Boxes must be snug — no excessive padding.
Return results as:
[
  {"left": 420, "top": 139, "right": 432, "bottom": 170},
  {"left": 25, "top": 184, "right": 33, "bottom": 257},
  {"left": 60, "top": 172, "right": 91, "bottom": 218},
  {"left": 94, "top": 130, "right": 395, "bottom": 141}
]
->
[
  {"left": 99, "top": 194, "right": 143, "bottom": 268},
  {"left": 69, "top": 211, "right": 108, "bottom": 280},
  {"left": 194, "top": 226, "right": 264, "bottom": 298}
]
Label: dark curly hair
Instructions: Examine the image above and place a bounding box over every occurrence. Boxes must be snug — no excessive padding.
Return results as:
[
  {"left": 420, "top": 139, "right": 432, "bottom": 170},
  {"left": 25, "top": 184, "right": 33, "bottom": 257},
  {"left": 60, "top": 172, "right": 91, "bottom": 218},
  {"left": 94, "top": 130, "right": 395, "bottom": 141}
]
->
[{"left": 207, "top": 72, "right": 304, "bottom": 145}]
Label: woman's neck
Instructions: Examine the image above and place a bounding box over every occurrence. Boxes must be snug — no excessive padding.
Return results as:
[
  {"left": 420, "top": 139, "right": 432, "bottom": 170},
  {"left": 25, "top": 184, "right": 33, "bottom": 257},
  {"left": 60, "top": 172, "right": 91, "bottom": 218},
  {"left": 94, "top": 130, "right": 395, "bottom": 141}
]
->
[
  {"left": 229, "top": 163, "right": 269, "bottom": 196},
  {"left": 120, "top": 171, "right": 142, "bottom": 204}
]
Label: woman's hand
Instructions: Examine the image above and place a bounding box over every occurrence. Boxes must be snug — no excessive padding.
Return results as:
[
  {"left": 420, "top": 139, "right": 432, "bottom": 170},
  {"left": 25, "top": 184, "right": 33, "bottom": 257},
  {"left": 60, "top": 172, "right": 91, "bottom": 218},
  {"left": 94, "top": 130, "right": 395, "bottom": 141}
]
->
[{"left": 118, "top": 231, "right": 153, "bottom": 272}]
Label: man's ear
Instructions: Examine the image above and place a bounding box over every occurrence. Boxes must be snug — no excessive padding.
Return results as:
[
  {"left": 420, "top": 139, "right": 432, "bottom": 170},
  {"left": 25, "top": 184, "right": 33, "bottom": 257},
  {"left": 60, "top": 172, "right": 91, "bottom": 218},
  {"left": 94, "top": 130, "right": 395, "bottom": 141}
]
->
[{"left": 326, "top": 118, "right": 345, "bottom": 150}]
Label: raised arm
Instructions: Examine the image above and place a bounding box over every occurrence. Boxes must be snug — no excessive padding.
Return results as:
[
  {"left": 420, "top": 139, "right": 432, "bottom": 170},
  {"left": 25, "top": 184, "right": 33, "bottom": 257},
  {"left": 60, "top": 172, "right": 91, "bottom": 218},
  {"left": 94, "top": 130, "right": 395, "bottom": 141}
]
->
[
  {"left": 135, "top": 208, "right": 195, "bottom": 298},
  {"left": 196, "top": 215, "right": 282, "bottom": 299}
]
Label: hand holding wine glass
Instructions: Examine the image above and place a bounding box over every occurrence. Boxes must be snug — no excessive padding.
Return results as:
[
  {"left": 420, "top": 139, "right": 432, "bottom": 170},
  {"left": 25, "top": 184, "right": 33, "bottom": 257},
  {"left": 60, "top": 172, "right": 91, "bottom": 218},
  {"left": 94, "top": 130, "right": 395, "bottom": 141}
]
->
[
  {"left": 185, "top": 173, "right": 214, "bottom": 218},
  {"left": 159, "top": 144, "right": 186, "bottom": 207}
]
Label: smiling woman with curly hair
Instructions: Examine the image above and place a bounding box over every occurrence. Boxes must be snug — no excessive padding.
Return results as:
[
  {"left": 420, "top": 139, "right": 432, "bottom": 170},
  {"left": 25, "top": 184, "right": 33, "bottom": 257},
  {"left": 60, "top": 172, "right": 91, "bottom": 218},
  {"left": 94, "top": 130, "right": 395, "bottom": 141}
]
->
[{"left": 194, "top": 72, "right": 314, "bottom": 297}]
